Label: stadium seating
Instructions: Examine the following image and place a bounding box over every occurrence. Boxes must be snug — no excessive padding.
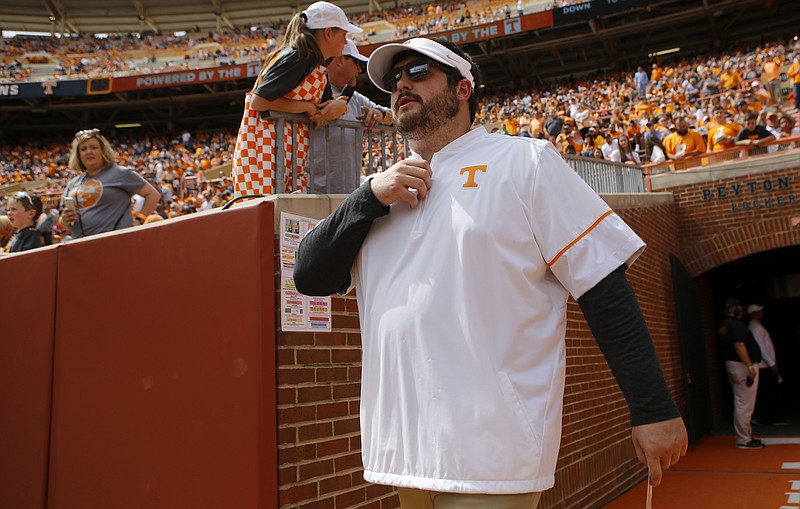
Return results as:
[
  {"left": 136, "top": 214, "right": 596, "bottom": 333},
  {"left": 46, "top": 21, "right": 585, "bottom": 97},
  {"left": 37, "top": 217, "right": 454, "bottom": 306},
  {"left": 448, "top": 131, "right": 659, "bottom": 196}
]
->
[{"left": 1, "top": 2, "right": 798, "bottom": 228}]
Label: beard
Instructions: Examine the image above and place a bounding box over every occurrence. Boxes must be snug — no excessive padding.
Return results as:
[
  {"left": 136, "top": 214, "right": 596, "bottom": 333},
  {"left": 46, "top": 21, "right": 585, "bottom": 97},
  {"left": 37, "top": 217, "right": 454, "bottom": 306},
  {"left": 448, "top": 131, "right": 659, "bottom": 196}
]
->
[
  {"left": 677, "top": 128, "right": 688, "bottom": 136},
  {"left": 392, "top": 87, "right": 460, "bottom": 140}
]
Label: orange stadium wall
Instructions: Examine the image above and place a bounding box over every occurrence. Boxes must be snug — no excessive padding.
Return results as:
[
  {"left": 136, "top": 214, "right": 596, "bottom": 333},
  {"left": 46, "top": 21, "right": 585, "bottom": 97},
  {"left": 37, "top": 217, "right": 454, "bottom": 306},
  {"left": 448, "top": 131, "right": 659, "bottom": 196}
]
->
[
  {"left": 270, "top": 193, "right": 685, "bottom": 509},
  {"left": 0, "top": 201, "right": 277, "bottom": 509},
  {"left": 1, "top": 245, "right": 58, "bottom": 509}
]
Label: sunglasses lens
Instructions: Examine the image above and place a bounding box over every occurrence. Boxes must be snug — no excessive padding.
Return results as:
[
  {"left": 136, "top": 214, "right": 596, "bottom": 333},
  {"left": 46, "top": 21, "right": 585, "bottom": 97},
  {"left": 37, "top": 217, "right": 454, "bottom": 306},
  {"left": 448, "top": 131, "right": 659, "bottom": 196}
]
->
[
  {"left": 407, "top": 62, "right": 429, "bottom": 80},
  {"left": 382, "top": 59, "right": 430, "bottom": 91},
  {"left": 382, "top": 69, "right": 402, "bottom": 91}
]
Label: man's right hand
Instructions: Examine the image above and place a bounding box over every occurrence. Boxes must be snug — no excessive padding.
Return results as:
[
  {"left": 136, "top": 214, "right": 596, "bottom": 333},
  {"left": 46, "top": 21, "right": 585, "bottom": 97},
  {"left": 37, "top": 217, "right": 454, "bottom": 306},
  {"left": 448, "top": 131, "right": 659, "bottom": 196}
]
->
[{"left": 369, "top": 158, "right": 432, "bottom": 209}]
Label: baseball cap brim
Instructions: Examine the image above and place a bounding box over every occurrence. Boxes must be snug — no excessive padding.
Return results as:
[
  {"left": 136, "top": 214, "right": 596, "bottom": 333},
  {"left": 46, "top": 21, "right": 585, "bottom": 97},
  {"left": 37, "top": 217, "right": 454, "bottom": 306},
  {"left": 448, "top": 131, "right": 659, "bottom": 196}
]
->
[
  {"left": 302, "top": 2, "right": 363, "bottom": 34},
  {"left": 339, "top": 22, "right": 362, "bottom": 34},
  {"left": 725, "top": 298, "right": 742, "bottom": 308},
  {"left": 307, "top": 19, "right": 361, "bottom": 33},
  {"left": 343, "top": 39, "right": 368, "bottom": 62},
  {"left": 367, "top": 38, "right": 474, "bottom": 93}
]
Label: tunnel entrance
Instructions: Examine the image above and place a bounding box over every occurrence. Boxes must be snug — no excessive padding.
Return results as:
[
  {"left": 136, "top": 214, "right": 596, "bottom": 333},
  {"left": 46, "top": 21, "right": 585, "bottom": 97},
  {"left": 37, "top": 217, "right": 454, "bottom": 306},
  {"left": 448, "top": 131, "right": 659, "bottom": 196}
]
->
[{"left": 704, "top": 245, "right": 800, "bottom": 434}]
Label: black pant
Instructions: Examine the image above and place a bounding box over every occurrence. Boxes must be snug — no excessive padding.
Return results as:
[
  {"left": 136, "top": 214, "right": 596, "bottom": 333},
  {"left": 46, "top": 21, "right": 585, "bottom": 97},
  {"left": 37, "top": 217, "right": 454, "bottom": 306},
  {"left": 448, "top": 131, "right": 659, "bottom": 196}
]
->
[{"left": 754, "top": 367, "right": 783, "bottom": 422}]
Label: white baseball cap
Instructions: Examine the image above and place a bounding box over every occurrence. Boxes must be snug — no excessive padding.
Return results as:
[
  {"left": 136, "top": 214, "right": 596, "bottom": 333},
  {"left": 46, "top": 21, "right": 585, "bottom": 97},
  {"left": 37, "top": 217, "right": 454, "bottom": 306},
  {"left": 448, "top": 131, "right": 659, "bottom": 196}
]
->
[
  {"left": 367, "top": 37, "right": 475, "bottom": 93},
  {"left": 747, "top": 304, "right": 764, "bottom": 313},
  {"left": 302, "top": 2, "right": 362, "bottom": 34},
  {"left": 343, "top": 39, "right": 368, "bottom": 62}
]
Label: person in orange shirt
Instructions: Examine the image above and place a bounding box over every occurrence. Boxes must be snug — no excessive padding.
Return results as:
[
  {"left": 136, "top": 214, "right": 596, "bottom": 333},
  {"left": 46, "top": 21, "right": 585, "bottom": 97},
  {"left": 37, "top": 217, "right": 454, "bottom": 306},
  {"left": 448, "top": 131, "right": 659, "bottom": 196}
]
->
[
  {"left": 788, "top": 54, "right": 800, "bottom": 110},
  {"left": 719, "top": 65, "right": 741, "bottom": 91},
  {"left": 608, "top": 118, "right": 625, "bottom": 138},
  {"left": 503, "top": 111, "right": 520, "bottom": 136},
  {"left": 663, "top": 98, "right": 676, "bottom": 116},
  {"left": 585, "top": 126, "right": 606, "bottom": 148},
  {"left": 663, "top": 117, "right": 706, "bottom": 159},
  {"left": 672, "top": 88, "right": 686, "bottom": 106},
  {"left": 632, "top": 99, "right": 651, "bottom": 121},
  {"left": 651, "top": 63, "right": 663, "bottom": 83},
  {"left": 626, "top": 119, "right": 643, "bottom": 150},
  {"left": 762, "top": 55, "right": 782, "bottom": 105},
  {"left": 750, "top": 78, "right": 770, "bottom": 103},
  {"left": 529, "top": 109, "right": 545, "bottom": 138},
  {"left": 742, "top": 88, "right": 764, "bottom": 113},
  {"left": 706, "top": 106, "right": 742, "bottom": 152},
  {"left": 556, "top": 125, "right": 582, "bottom": 154}
]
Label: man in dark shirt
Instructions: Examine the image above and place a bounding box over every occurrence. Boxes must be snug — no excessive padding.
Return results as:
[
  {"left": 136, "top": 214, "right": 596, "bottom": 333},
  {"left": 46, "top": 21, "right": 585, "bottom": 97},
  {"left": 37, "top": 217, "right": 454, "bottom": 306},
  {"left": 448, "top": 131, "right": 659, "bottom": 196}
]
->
[
  {"left": 735, "top": 112, "right": 776, "bottom": 154},
  {"left": 718, "top": 298, "right": 764, "bottom": 449}
]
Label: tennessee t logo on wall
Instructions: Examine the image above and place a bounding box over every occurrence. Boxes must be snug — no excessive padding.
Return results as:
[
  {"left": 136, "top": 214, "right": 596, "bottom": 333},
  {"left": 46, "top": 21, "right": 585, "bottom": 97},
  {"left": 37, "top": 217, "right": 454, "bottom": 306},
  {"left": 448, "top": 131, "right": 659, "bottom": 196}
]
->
[{"left": 460, "top": 165, "right": 487, "bottom": 188}]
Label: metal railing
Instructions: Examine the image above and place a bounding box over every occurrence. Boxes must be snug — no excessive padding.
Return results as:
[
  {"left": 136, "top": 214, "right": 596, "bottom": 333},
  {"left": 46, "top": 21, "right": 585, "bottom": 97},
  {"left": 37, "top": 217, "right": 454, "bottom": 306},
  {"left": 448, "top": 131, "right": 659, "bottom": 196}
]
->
[
  {"left": 642, "top": 136, "right": 800, "bottom": 175},
  {"left": 268, "top": 111, "right": 646, "bottom": 195},
  {"left": 562, "top": 154, "right": 646, "bottom": 193},
  {"left": 265, "top": 111, "right": 407, "bottom": 194}
]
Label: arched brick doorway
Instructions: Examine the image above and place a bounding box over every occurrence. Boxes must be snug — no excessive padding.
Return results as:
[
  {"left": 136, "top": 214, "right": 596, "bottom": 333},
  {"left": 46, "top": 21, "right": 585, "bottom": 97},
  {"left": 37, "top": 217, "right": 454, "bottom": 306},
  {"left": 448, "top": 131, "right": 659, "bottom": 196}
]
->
[
  {"left": 683, "top": 219, "right": 800, "bottom": 277},
  {"left": 695, "top": 244, "right": 800, "bottom": 435},
  {"left": 653, "top": 163, "right": 800, "bottom": 438}
]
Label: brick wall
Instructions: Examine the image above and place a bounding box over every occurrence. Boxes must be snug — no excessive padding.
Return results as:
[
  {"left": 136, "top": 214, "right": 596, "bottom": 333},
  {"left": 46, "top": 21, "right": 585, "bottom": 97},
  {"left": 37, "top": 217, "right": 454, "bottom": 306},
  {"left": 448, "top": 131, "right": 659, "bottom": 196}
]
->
[
  {"left": 275, "top": 259, "right": 389, "bottom": 508},
  {"left": 663, "top": 167, "right": 800, "bottom": 276},
  {"left": 651, "top": 163, "right": 800, "bottom": 439},
  {"left": 542, "top": 202, "right": 684, "bottom": 509},
  {"left": 272, "top": 196, "right": 685, "bottom": 509}
]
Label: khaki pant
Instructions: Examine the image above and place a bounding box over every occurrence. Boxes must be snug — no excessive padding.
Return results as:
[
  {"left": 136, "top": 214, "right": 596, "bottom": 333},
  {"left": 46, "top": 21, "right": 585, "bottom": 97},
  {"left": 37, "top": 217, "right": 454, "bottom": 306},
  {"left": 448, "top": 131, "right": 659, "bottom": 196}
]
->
[
  {"left": 725, "top": 360, "right": 759, "bottom": 445},
  {"left": 398, "top": 488, "right": 542, "bottom": 509}
]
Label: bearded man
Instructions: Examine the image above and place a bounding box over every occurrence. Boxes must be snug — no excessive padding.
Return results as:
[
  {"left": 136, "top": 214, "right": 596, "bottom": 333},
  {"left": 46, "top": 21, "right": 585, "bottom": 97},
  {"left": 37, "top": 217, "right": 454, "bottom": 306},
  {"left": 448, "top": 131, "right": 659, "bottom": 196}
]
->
[{"left": 295, "top": 38, "right": 687, "bottom": 509}]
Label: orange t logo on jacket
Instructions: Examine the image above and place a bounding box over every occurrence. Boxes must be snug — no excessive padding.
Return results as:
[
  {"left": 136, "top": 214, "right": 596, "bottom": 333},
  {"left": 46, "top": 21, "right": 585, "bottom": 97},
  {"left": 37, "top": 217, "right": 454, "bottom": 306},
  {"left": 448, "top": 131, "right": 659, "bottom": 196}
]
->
[{"left": 460, "top": 165, "right": 487, "bottom": 188}]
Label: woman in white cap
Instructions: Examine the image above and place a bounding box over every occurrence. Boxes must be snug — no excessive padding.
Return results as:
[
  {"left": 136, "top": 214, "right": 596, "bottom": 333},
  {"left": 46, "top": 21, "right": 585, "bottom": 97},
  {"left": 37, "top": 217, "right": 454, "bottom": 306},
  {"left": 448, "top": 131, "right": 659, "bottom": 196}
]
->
[{"left": 231, "top": 1, "right": 361, "bottom": 196}]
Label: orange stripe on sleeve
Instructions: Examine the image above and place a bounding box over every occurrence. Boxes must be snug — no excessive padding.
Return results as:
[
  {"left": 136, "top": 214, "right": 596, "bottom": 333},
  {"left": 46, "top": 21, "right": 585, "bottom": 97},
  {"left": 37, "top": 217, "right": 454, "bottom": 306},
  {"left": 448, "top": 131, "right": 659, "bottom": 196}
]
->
[{"left": 546, "top": 210, "right": 615, "bottom": 267}]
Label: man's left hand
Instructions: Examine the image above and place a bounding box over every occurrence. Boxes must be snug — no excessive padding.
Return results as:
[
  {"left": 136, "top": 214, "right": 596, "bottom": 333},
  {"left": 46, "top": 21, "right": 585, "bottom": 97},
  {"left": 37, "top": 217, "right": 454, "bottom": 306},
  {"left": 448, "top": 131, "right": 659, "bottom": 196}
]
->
[{"left": 631, "top": 417, "right": 688, "bottom": 487}]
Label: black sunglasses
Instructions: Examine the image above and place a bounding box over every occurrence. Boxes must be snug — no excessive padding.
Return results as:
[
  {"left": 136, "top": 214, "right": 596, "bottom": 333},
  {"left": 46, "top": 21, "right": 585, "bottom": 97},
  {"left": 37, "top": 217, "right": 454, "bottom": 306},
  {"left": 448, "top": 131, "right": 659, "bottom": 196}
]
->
[
  {"left": 382, "top": 58, "right": 456, "bottom": 92},
  {"left": 14, "top": 191, "right": 34, "bottom": 208},
  {"left": 75, "top": 128, "right": 101, "bottom": 138},
  {"left": 346, "top": 56, "right": 367, "bottom": 72}
]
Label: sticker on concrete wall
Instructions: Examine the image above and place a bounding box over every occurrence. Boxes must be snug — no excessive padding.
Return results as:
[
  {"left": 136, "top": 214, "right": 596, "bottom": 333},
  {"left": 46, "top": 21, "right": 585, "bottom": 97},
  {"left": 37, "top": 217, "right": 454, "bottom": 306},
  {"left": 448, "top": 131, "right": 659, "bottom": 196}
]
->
[{"left": 279, "top": 212, "right": 332, "bottom": 332}]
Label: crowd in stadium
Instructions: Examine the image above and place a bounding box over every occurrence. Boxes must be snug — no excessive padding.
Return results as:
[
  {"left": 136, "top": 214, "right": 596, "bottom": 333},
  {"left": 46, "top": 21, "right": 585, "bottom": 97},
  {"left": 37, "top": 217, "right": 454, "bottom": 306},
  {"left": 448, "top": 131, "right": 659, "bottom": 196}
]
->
[
  {"left": 360, "top": 0, "right": 528, "bottom": 40},
  {"left": 1, "top": 1, "right": 799, "bottom": 251},
  {"left": 0, "top": 127, "right": 237, "bottom": 250},
  {"left": 476, "top": 36, "right": 799, "bottom": 162},
  {"left": 0, "top": 128, "right": 234, "bottom": 196},
  {"left": 3, "top": 31, "right": 798, "bottom": 182},
  {"left": 0, "top": 25, "right": 281, "bottom": 81},
  {"left": 0, "top": 0, "right": 549, "bottom": 81}
]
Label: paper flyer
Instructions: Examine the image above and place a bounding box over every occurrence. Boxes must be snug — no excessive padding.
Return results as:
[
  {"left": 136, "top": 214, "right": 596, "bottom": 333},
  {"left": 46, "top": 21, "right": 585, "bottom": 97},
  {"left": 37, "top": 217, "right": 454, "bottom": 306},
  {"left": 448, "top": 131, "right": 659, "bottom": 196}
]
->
[{"left": 279, "top": 212, "right": 331, "bottom": 332}]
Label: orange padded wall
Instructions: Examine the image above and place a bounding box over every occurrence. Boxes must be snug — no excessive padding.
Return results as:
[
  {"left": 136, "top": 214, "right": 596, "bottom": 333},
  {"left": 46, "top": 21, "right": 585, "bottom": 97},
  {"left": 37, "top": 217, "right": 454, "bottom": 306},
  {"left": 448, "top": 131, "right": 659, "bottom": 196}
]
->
[
  {"left": 0, "top": 246, "right": 58, "bottom": 509},
  {"left": 46, "top": 201, "right": 276, "bottom": 509}
]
